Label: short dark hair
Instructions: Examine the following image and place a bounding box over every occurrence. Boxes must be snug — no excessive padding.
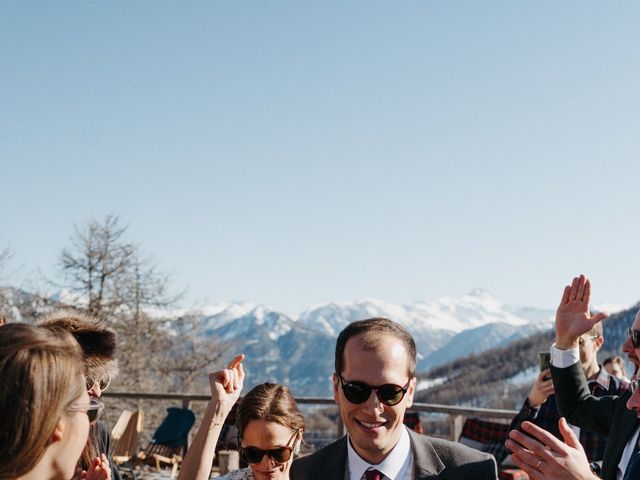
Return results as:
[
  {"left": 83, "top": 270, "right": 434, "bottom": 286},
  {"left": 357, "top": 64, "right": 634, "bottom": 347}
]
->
[
  {"left": 236, "top": 382, "right": 305, "bottom": 438},
  {"left": 335, "top": 317, "right": 416, "bottom": 377},
  {"left": 40, "top": 308, "right": 118, "bottom": 380}
]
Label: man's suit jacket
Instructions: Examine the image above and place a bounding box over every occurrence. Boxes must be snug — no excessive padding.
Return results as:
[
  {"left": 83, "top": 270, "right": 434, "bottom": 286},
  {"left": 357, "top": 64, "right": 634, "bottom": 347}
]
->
[
  {"left": 552, "top": 362, "right": 640, "bottom": 480},
  {"left": 290, "top": 429, "right": 497, "bottom": 480}
]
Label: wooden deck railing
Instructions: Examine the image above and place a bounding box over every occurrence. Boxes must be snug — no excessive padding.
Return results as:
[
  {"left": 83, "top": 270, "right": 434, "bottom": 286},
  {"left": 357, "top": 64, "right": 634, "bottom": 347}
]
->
[{"left": 104, "top": 391, "right": 517, "bottom": 442}]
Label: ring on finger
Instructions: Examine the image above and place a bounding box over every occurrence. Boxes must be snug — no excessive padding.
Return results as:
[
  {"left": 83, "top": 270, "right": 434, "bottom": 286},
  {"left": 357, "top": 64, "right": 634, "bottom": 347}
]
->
[{"left": 535, "top": 458, "right": 542, "bottom": 469}]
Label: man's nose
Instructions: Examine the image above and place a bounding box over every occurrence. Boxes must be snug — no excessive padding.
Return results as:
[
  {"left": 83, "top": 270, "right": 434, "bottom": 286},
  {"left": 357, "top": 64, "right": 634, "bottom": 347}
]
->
[
  {"left": 87, "top": 383, "right": 102, "bottom": 399},
  {"left": 363, "top": 389, "right": 384, "bottom": 413},
  {"left": 626, "top": 387, "right": 640, "bottom": 413}
]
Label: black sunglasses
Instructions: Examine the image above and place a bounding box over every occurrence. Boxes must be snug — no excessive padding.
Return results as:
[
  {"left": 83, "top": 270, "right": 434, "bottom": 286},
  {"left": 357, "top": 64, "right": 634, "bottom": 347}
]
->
[
  {"left": 67, "top": 399, "right": 104, "bottom": 423},
  {"left": 239, "top": 445, "right": 294, "bottom": 464},
  {"left": 338, "top": 374, "right": 410, "bottom": 407},
  {"left": 631, "top": 380, "right": 639, "bottom": 394},
  {"left": 239, "top": 428, "right": 299, "bottom": 465}
]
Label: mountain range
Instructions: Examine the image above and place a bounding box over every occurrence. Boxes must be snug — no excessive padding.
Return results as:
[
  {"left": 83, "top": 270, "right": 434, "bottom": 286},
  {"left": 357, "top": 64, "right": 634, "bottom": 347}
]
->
[{"left": 172, "top": 289, "right": 556, "bottom": 396}]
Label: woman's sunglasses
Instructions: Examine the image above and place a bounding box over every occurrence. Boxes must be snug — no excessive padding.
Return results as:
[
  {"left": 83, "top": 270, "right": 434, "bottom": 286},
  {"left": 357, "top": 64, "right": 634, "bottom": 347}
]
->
[
  {"left": 338, "top": 374, "right": 410, "bottom": 407},
  {"left": 239, "top": 445, "right": 294, "bottom": 464},
  {"left": 627, "top": 328, "right": 640, "bottom": 348},
  {"left": 67, "top": 398, "right": 104, "bottom": 423},
  {"left": 239, "top": 428, "right": 299, "bottom": 465},
  {"left": 85, "top": 375, "right": 111, "bottom": 392}
]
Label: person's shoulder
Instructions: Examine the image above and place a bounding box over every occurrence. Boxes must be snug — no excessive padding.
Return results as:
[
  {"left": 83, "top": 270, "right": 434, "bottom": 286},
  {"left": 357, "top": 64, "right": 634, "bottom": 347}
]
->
[
  {"left": 422, "top": 435, "right": 494, "bottom": 462},
  {"left": 410, "top": 432, "right": 496, "bottom": 476}
]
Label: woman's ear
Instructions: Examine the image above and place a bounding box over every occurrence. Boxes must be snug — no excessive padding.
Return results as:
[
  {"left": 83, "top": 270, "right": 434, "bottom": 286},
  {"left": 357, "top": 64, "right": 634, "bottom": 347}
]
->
[{"left": 50, "top": 419, "right": 64, "bottom": 444}]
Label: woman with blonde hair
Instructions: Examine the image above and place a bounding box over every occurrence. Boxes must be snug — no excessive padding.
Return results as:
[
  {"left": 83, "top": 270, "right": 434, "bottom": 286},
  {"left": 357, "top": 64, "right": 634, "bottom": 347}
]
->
[
  {"left": 179, "top": 355, "right": 304, "bottom": 480},
  {"left": 0, "top": 323, "right": 106, "bottom": 480}
]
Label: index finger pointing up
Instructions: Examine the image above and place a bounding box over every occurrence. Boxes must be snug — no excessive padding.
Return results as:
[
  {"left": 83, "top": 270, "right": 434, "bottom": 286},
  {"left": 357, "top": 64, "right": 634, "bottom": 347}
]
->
[{"left": 227, "top": 354, "right": 245, "bottom": 369}]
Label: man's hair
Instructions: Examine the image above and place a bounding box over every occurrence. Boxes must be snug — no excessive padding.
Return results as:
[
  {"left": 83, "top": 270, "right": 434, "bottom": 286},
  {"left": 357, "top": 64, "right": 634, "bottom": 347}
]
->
[
  {"left": 236, "top": 382, "right": 305, "bottom": 439},
  {"left": 585, "top": 321, "right": 603, "bottom": 339},
  {"left": 603, "top": 355, "right": 625, "bottom": 367},
  {"left": 0, "top": 324, "right": 85, "bottom": 478},
  {"left": 335, "top": 317, "right": 417, "bottom": 377},
  {"left": 40, "top": 308, "right": 118, "bottom": 381}
]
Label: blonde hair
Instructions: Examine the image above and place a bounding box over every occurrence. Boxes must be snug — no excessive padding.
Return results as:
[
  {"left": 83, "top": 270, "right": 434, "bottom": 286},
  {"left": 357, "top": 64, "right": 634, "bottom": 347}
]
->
[
  {"left": 40, "top": 308, "right": 118, "bottom": 469},
  {"left": 0, "top": 323, "right": 85, "bottom": 478}
]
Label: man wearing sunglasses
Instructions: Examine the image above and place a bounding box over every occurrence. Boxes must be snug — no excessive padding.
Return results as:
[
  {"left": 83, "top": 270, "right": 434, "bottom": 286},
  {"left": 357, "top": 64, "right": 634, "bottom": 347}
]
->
[
  {"left": 42, "top": 309, "right": 122, "bottom": 480},
  {"left": 292, "top": 317, "right": 497, "bottom": 480},
  {"left": 546, "top": 275, "right": 640, "bottom": 480}
]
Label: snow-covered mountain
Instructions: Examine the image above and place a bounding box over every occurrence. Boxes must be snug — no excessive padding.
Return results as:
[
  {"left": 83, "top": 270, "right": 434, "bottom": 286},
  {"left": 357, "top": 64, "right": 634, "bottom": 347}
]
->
[
  {"left": 298, "top": 289, "right": 550, "bottom": 335},
  {"left": 173, "top": 289, "right": 554, "bottom": 394},
  {"left": 195, "top": 306, "right": 336, "bottom": 396},
  {"left": 1, "top": 285, "right": 556, "bottom": 396}
]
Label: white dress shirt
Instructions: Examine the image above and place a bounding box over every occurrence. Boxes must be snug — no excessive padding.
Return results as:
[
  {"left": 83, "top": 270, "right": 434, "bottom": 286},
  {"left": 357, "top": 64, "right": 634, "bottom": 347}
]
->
[
  {"left": 346, "top": 425, "right": 413, "bottom": 480},
  {"left": 550, "top": 344, "right": 640, "bottom": 480}
]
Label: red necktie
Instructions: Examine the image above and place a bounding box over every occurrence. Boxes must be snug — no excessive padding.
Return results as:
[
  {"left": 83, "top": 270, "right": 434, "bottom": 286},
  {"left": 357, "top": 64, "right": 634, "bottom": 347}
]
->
[{"left": 365, "top": 469, "right": 382, "bottom": 480}]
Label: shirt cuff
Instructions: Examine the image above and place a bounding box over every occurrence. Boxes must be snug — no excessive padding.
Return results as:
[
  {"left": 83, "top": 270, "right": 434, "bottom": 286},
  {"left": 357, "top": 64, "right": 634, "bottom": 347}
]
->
[{"left": 550, "top": 343, "right": 580, "bottom": 368}]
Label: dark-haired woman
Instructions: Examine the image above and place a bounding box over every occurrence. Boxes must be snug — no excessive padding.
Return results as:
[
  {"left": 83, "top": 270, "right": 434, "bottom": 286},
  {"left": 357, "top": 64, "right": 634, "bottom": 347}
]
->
[{"left": 179, "top": 355, "right": 304, "bottom": 480}]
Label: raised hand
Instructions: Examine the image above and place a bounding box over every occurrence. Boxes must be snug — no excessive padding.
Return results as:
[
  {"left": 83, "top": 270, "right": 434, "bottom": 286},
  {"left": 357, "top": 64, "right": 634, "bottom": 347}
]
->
[
  {"left": 527, "top": 369, "right": 555, "bottom": 408},
  {"left": 555, "top": 275, "right": 608, "bottom": 349},
  {"left": 178, "top": 354, "right": 246, "bottom": 480},
  {"left": 505, "top": 418, "right": 596, "bottom": 480},
  {"left": 208, "top": 354, "right": 245, "bottom": 409},
  {"left": 81, "top": 454, "right": 111, "bottom": 480}
]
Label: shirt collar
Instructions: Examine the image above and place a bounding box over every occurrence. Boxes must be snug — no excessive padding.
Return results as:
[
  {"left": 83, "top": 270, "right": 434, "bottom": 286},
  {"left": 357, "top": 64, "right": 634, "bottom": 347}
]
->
[
  {"left": 591, "top": 365, "right": 611, "bottom": 389},
  {"left": 346, "top": 426, "right": 412, "bottom": 480}
]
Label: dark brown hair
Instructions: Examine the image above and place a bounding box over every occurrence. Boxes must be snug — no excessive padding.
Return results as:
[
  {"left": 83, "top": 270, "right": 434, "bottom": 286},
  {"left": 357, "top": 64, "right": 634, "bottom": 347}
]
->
[
  {"left": 236, "top": 383, "right": 304, "bottom": 438},
  {"left": 335, "top": 317, "right": 417, "bottom": 377}
]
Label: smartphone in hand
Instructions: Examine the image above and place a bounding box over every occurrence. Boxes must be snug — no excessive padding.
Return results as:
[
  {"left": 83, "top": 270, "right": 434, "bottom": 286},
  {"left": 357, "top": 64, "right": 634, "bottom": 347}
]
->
[{"left": 539, "top": 352, "right": 551, "bottom": 380}]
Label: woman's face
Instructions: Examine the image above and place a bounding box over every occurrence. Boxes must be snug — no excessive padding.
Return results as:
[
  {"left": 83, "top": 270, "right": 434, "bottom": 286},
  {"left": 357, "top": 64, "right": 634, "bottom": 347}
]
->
[
  {"left": 242, "top": 419, "right": 300, "bottom": 480},
  {"left": 53, "top": 376, "right": 91, "bottom": 479}
]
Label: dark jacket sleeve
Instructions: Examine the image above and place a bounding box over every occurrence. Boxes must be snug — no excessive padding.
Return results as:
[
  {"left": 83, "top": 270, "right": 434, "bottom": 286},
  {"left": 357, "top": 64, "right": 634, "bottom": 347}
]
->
[
  {"left": 551, "top": 362, "right": 622, "bottom": 437},
  {"left": 97, "top": 421, "right": 123, "bottom": 480},
  {"left": 507, "top": 396, "right": 562, "bottom": 442}
]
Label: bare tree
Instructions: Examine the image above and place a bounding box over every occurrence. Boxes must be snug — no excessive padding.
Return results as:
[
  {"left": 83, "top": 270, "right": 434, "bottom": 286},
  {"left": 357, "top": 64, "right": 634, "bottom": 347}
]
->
[
  {"left": 57, "top": 215, "right": 223, "bottom": 395},
  {"left": 60, "top": 215, "right": 136, "bottom": 320}
]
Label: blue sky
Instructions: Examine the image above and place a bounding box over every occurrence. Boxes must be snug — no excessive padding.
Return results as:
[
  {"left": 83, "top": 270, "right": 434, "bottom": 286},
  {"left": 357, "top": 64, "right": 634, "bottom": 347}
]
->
[{"left": 2, "top": 2, "right": 639, "bottom": 316}]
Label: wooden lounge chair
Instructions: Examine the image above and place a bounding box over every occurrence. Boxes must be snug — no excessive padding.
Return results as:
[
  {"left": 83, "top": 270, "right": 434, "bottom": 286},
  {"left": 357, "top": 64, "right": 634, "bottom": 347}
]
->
[
  {"left": 110, "top": 410, "right": 144, "bottom": 465},
  {"left": 137, "top": 407, "right": 196, "bottom": 479}
]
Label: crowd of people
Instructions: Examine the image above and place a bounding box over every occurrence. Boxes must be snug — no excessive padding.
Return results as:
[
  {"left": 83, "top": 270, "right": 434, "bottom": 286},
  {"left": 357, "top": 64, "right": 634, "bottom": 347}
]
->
[{"left": 0, "top": 274, "right": 639, "bottom": 480}]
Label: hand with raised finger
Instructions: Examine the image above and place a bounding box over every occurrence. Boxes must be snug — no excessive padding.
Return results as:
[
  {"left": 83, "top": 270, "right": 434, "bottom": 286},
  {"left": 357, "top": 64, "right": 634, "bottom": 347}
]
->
[
  {"left": 505, "top": 420, "right": 596, "bottom": 480},
  {"left": 208, "top": 354, "right": 245, "bottom": 409},
  {"left": 82, "top": 454, "right": 111, "bottom": 480},
  {"left": 527, "top": 369, "right": 555, "bottom": 408},
  {"left": 555, "top": 275, "right": 608, "bottom": 350}
]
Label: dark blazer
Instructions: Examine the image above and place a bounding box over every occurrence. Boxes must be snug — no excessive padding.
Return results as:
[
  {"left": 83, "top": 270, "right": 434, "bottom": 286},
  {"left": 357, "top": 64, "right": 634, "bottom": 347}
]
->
[
  {"left": 290, "top": 429, "right": 497, "bottom": 480},
  {"left": 552, "top": 362, "right": 640, "bottom": 480}
]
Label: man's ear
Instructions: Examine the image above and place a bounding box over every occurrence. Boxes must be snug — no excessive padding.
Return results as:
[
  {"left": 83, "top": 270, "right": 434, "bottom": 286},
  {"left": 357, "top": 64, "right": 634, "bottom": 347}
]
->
[
  {"left": 594, "top": 336, "right": 605, "bottom": 351},
  {"left": 293, "top": 429, "right": 304, "bottom": 454},
  {"left": 333, "top": 373, "right": 340, "bottom": 403},
  {"left": 405, "top": 377, "right": 417, "bottom": 408}
]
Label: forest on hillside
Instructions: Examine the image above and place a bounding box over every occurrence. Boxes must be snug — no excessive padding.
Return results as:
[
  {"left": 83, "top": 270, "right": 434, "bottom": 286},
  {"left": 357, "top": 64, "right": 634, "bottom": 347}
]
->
[{"left": 415, "top": 304, "right": 639, "bottom": 411}]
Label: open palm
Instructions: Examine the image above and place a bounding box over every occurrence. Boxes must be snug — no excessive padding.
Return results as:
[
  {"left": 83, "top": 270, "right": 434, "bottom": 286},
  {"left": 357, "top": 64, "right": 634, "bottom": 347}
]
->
[{"left": 556, "top": 275, "right": 607, "bottom": 348}]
